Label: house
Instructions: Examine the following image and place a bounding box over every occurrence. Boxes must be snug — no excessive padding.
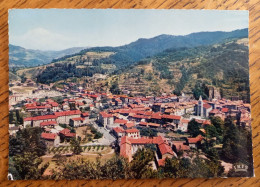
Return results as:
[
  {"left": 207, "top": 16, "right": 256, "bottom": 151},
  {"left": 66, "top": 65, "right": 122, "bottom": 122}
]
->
[
  {"left": 178, "top": 118, "right": 190, "bottom": 132},
  {"left": 99, "top": 112, "right": 114, "bottom": 128},
  {"left": 55, "top": 110, "right": 81, "bottom": 124},
  {"left": 112, "top": 127, "right": 125, "bottom": 140},
  {"left": 123, "top": 122, "right": 135, "bottom": 129},
  {"left": 69, "top": 117, "right": 84, "bottom": 127},
  {"left": 81, "top": 112, "right": 90, "bottom": 124},
  {"left": 172, "top": 141, "right": 190, "bottom": 153},
  {"left": 187, "top": 135, "right": 204, "bottom": 148},
  {"left": 24, "top": 115, "right": 57, "bottom": 128},
  {"left": 41, "top": 133, "right": 60, "bottom": 147},
  {"left": 125, "top": 128, "right": 140, "bottom": 139},
  {"left": 59, "top": 128, "right": 76, "bottom": 142},
  {"left": 120, "top": 135, "right": 177, "bottom": 163},
  {"left": 162, "top": 114, "right": 181, "bottom": 125},
  {"left": 114, "top": 119, "right": 128, "bottom": 127}
]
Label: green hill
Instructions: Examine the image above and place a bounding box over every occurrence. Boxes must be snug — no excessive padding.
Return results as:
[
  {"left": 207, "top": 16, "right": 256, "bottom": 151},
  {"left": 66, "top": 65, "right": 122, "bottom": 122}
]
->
[
  {"left": 35, "top": 29, "right": 248, "bottom": 84},
  {"left": 9, "top": 44, "right": 86, "bottom": 67},
  {"left": 109, "top": 38, "right": 249, "bottom": 102}
]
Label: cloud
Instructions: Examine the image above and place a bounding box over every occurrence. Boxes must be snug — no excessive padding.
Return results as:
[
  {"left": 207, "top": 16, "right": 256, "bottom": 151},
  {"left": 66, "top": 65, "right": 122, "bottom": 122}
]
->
[{"left": 11, "top": 27, "right": 79, "bottom": 50}]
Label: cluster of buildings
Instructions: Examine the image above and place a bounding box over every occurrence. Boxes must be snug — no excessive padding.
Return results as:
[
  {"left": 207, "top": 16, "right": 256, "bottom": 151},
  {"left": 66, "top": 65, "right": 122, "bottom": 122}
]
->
[{"left": 9, "top": 79, "right": 251, "bottom": 168}]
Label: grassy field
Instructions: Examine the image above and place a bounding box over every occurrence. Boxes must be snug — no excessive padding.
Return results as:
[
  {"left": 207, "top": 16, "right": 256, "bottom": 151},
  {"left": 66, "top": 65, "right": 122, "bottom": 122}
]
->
[{"left": 41, "top": 147, "right": 115, "bottom": 175}]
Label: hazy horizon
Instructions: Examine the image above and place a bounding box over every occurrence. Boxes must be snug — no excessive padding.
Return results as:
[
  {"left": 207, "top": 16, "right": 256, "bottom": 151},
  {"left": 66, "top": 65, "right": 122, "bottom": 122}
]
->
[{"left": 9, "top": 9, "right": 248, "bottom": 51}]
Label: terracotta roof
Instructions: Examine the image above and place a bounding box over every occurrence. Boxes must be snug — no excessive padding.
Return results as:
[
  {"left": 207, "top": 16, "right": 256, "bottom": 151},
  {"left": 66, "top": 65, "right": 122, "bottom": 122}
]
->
[
  {"left": 162, "top": 114, "right": 181, "bottom": 120},
  {"left": 158, "top": 158, "right": 166, "bottom": 166},
  {"left": 172, "top": 142, "right": 190, "bottom": 151},
  {"left": 139, "top": 121, "right": 148, "bottom": 126},
  {"left": 203, "top": 104, "right": 212, "bottom": 109},
  {"left": 40, "top": 121, "right": 57, "bottom": 127},
  {"left": 41, "top": 133, "right": 57, "bottom": 140},
  {"left": 221, "top": 108, "right": 229, "bottom": 113},
  {"left": 209, "top": 109, "right": 219, "bottom": 114},
  {"left": 125, "top": 128, "right": 139, "bottom": 133},
  {"left": 71, "top": 117, "right": 84, "bottom": 121},
  {"left": 49, "top": 102, "right": 59, "bottom": 107},
  {"left": 147, "top": 123, "right": 160, "bottom": 127},
  {"left": 188, "top": 135, "right": 204, "bottom": 144},
  {"left": 203, "top": 120, "right": 211, "bottom": 125},
  {"left": 113, "top": 127, "right": 125, "bottom": 134},
  {"left": 55, "top": 110, "right": 81, "bottom": 117},
  {"left": 181, "top": 119, "right": 190, "bottom": 123},
  {"left": 100, "top": 111, "right": 113, "bottom": 118},
  {"left": 151, "top": 112, "right": 162, "bottom": 119},
  {"left": 114, "top": 119, "right": 128, "bottom": 124},
  {"left": 82, "top": 112, "right": 89, "bottom": 117},
  {"left": 24, "top": 115, "right": 57, "bottom": 121},
  {"left": 125, "top": 122, "right": 135, "bottom": 128}
]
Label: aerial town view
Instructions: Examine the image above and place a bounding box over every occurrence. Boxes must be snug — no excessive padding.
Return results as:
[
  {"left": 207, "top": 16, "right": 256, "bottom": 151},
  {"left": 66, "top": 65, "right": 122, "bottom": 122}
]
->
[{"left": 8, "top": 9, "right": 253, "bottom": 180}]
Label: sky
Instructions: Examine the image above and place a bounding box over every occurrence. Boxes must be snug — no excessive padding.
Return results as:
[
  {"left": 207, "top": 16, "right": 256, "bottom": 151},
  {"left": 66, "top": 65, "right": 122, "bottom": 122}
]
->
[{"left": 9, "top": 9, "right": 248, "bottom": 51}]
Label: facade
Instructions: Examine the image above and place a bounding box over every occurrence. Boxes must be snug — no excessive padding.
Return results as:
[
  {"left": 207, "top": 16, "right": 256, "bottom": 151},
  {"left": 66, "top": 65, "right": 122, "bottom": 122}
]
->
[
  {"left": 99, "top": 112, "right": 114, "bottom": 128},
  {"left": 55, "top": 110, "right": 81, "bottom": 124},
  {"left": 41, "top": 133, "right": 60, "bottom": 147}
]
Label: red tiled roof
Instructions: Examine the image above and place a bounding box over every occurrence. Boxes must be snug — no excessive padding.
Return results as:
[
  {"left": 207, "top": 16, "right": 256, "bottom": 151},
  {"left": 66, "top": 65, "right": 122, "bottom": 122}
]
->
[
  {"left": 172, "top": 142, "right": 190, "bottom": 151},
  {"left": 49, "top": 102, "right": 59, "bottom": 107},
  {"left": 203, "top": 120, "right": 211, "bottom": 125},
  {"left": 158, "top": 158, "right": 166, "bottom": 166},
  {"left": 181, "top": 119, "right": 190, "bottom": 123},
  {"left": 209, "top": 109, "right": 219, "bottom": 114},
  {"left": 125, "top": 128, "right": 139, "bottom": 133},
  {"left": 203, "top": 104, "right": 212, "bottom": 109},
  {"left": 40, "top": 121, "right": 57, "bottom": 127},
  {"left": 125, "top": 122, "right": 135, "bottom": 128},
  {"left": 132, "top": 114, "right": 150, "bottom": 119},
  {"left": 221, "top": 108, "right": 229, "bottom": 113},
  {"left": 159, "top": 143, "right": 175, "bottom": 155},
  {"left": 71, "top": 117, "right": 84, "bottom": 121},
  {"left": 151, "top": 112, "right": 162, "bottom": 119},
  {"left": 55, "top": 110, "right": 81, "bottom": 117},
  {"left": 188, "top": 135, "right": 204, "bottom": 144},
  {"left": 139, "top": 121, "right": 148, "bottom": 126},
  {"left": 41, "top": 133, "right": 57, "bottom": 140},
  {"left": 100, "top": 111, "right": 113, "bottom": 118},
  {"left": 114, "top": 119, "right": 128, "bottom": 124},
  {"left": 59, "top": 128, "right": 71, "bottom": 135},
  {"left": 24, "top": 115, "right": 57, "bottom": 121},
  {"left": 26, "top": 105, "right": 51, "bottom": 110},
  {"left": 147, "top": 123, "right": 160, "bottom": 127},
  {"left": 162, "top": 114, "right": 181, "bottom": 120},
  {"left": 113, "top": 127, "right": 125, "bottom": 134},
  {"left": 59, "top": 128, "right": 76, "bottom": 137},
  {"left": 82, "top": 112, "right": 89, "bottom": 117}
]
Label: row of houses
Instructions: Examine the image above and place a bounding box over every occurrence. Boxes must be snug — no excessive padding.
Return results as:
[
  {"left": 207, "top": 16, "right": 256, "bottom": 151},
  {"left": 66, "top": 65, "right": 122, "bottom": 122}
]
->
[{"left": 24, "top": 110, "right": 89, "bottom": 128}]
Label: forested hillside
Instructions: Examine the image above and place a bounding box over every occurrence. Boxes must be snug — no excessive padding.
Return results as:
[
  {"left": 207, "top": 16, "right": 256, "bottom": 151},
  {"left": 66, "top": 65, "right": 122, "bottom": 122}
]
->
[
  {"left": 9, "top": 44, "right": 86, "bottom": 67},
  {"left": 34, "top": 29, "right": 248, "bottom": 84},
  {"left": 109, "top": 38, "right": 249, "bottom": 101}
]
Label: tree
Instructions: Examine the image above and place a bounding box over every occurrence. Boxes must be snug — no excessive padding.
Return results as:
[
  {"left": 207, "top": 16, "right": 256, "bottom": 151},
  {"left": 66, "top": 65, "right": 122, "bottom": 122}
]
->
[
  {"left": 160, "top": 157, "right": 191, "bottom": 178},
  {"left": 13, "top": 152, "right": 49, "bottom": 179},
  {"left": 70, "top": 138, "right": 83, "bottom": 155},
  {"left": 187, "top": 119, "right": 201, "bottom": 137},
  {"left": 210, "top": 116, "right": 224, "bottom": 136},
  {"left": 9, "top": 127, "right": 47, "bottom": 157},
  {"left": 129, "top": 148, "right": 156, "bottom": 179},
  {"left": 100, "top": 156, "right": 130, "bottom": 179},
  {"left": 139, "top": 127, "right": 157, "bottom": 137}
]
